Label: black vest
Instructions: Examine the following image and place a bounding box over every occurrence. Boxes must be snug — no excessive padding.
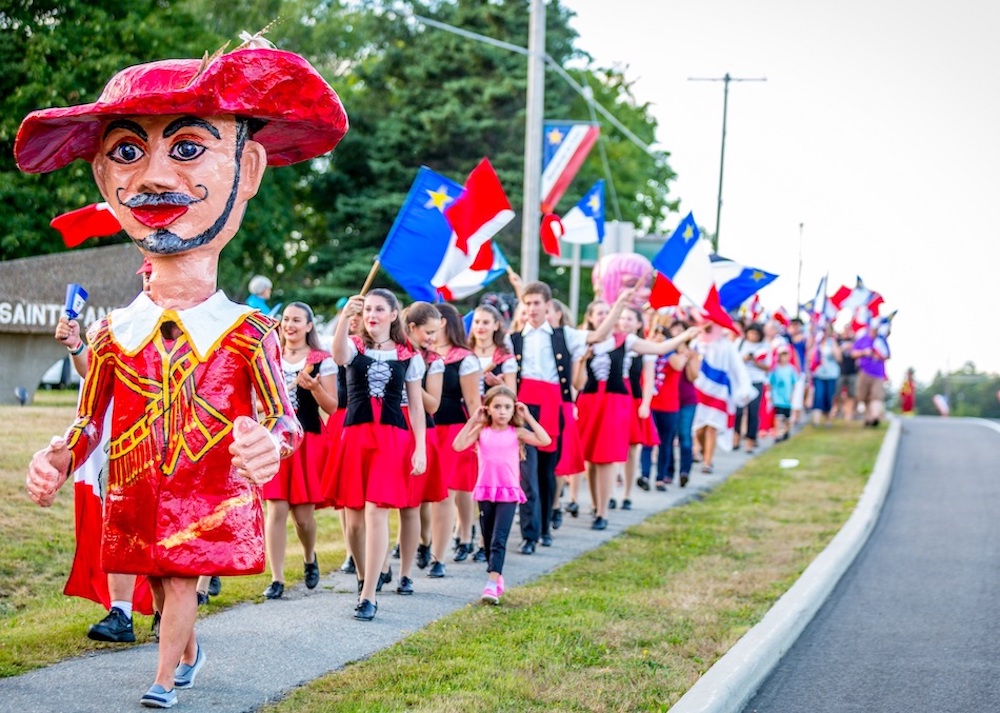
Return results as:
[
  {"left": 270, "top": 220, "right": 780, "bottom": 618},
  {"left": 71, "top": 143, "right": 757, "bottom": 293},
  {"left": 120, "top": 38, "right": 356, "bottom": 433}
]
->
[
  {"left": 628, "top": 353, "right": 643, "bottom": 398},
  {"left": 295, "top": 362, "right": 324, "bottom": 434},
  {"left": 437, "top": 358, "right": 471, "bottom": 425},
  {"left": 510, "top": 326, "right": 573, "bottom": 403},
  {"left": 582, "top": 338, "right": 630, "bottom": 395},
  {"left": 336, "top": 367, "right": 347, "bottom": 411},
  {"left": 344, "top": 350, "right": 410, "bottom": 430}
]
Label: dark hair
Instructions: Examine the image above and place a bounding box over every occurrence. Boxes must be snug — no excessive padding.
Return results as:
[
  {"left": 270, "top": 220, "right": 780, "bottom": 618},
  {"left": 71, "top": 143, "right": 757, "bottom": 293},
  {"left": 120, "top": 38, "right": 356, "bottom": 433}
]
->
[
  {"left": 283, "top": 302, "right": 321, "bottom": 350},
  {"left": 744, "top": 322, "right": 764, "bottom": 341},
  {"left": 405, "top": 301, "right": 441, "bottom": 329},
  {"left": 483, "top": 385, "right": 524, "bottom": 428},
  {"left": 581, "top": 299, "right": 609, "bottom": 330},
  {"left": 363, "top": 288, "right": 407, "bottom": 348},
  {"left": 436, "top": 302, "right": 467, "bottom": 347},
  {"left": 469, "top": 304, "right": 506, "bottom": 351},
  {"left": 624, "top": 306, "right": 644, "bottom": 336},
  {"left": 521, "top": 281, "right": 552, "bottom": 302},
  {"left": 550, "top": 299, "right": 571, "bottom": 328}
]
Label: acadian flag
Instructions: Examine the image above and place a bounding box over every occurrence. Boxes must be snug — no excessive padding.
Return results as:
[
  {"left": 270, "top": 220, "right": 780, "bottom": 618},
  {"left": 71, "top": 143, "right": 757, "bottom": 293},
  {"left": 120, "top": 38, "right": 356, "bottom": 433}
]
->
[
  {"left": 560, "top": 180, "right": 606, "bottom": 245},
  {"left": 540, "top": 121, "right": 600, "bottom": 212},
  {"left": 379, "top": 160, "right": 514, "bottom": 302},
  {"left": 51, "top": 202, "right": 123, "bottom": 248},
  {"left": 709, "top": 254, "right": 778, "bottom": 312},
  {"left": 649, "top": 212, "right": 734, "bottom": 330},
  {"left": 830, "top": 276, "right": 884, "bottom": 317},
  {"left": 438, "top": 242, "right": 510, "bottom": 301}
]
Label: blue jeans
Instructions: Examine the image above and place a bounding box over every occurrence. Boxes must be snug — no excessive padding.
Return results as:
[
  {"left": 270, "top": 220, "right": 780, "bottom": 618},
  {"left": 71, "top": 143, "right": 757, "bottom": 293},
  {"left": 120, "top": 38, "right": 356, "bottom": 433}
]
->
[
  {"left": 677, "top": 403, "right": 696, "bottom": 476},
  {"left": 640, "top": 410, "right": 679, "bottom": 483}
]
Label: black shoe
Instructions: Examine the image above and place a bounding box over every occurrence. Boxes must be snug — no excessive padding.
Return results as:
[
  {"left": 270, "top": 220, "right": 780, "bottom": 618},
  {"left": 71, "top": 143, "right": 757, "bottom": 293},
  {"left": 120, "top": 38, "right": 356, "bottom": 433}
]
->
[
  {"left": 207, "top": 576, "right": 222, "bottom": 597},
  {"left": 376, "top": 566, "right": 392, "bottom": 592},
  {"left": 621, "top": 499, "right": 632, "bottom": 511},
  {"left": 391, "top": 543, "right": 401, "bottom": 559},
  {"left": 541, "top": 534, "right": 553, "bottom": 547},
  {"left": 150, "top": 611, "right": 160, "bottom": 643},
  {"left": 197, "top": 591, "right": 210, "bottom": 606},
  {"left": 87, "top": 607, "right": 135, "bottom": 643},
  {"left": 472, "top": 547, "right": 488, "bottom": 563},
  {"left": 519, "top": 540, "right": 536, "bottom": 555},
  {"left": 454, "top": 543, "right": 472, "bottom": 562},
  {"left": 452, "top": 536, "right": 461, "bottom": 552},
  {"left": 416, "top": 544, "right": 431, "bottom": 570},
  {"left": 428, "top": 561, "right": 446, "bottom": 578},
  {"left": 340, "top": 555, "right": 356, "bottom": 574},
  {"left": 655, "top": 482, "right": 667, "bottom": 492},
  {"left": 354, "top": 598, "right": 377, "bottom": 621},
  {"left": 566, "top": 501, "right": 580, "bottom": 518},
  {"left": 551, "top": 508, "right": 563, "bottom": 530},
  {"left": 592, "top": 517, "right": 608, "bottom": 531},
  {"left": 637, "top": 476, "right": 651, "bottom": 491},
  {"left": 609, "top": 499, "right": 617, "bottom": 510},
  {"left": 304, "top": 556, "right": 320, "bottom": 589},
  {"left": 680, "top": 474, "right": 689, "bottom": 488},
  {"left": 262, "top": 581, "right": 284, "bottom": 600},
  {"left": 396, "top": 576, "right": 414, "bottom": 595}
]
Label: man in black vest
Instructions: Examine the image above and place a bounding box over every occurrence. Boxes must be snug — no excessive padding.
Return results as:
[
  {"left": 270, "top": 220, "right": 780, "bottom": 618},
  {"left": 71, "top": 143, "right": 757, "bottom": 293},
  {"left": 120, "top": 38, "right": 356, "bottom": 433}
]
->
[{"left": 509, "top": 281, "right": 631, "bottom": 553}]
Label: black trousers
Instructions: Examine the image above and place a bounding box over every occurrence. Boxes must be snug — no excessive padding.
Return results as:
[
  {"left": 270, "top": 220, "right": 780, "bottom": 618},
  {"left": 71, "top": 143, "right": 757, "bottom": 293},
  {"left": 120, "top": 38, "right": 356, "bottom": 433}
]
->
[
  {"left": 479, "top": 500, "right": 517, "bottom": 575},
  {"left": 519, "top": 426, "right": 562, "bottom": 543}
]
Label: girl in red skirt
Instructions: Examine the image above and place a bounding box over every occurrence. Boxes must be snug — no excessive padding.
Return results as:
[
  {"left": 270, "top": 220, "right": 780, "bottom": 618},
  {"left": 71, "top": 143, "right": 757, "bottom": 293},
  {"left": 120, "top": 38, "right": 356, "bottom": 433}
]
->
[
  {"left": 402, "top": 302, "right": 444, "bottom": 579},
  {"left": 547, "top": 299, "right": 584, "bottom": 530},
  {"left": 325, "top": 290, "right": 427, "bottom": 621},
  {"left": 428, "top": 304, "right": 482, "bottom": 574},
  {"left": 262, "top": 303, "right": 339, "bottom": 600},
  {"left": 623, "top": 307, "right": 659, "bottom": 511},
  {"left": 576, "top": 319, "right": 701, "bottom": 530},
  {"left": 570, "top": 300, "right": 609, "bottom": 517}
]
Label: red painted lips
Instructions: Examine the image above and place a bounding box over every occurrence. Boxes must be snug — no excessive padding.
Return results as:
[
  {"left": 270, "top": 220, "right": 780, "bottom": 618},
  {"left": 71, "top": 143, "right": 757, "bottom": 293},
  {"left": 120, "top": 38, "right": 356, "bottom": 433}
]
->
[{"left": 131, "top": 204, "right": 188, "bottom": 228}]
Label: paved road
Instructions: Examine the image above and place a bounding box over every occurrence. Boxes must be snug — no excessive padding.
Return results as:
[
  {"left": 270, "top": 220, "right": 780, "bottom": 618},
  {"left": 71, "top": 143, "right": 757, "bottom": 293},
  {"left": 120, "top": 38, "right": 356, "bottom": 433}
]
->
[
  {"left": 743, "top": 418, "right": 1000, "bottom": 713},
  {"left": 1, "top": 443, "right": 758, "bottom": 712}
]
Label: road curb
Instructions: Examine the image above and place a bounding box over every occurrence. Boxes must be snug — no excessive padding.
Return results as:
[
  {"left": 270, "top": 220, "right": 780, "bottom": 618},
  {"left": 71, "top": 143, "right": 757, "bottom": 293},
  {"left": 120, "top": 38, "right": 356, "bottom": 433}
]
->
[{"left": 669, "top": 417, "right": 901, "bottom": 713}]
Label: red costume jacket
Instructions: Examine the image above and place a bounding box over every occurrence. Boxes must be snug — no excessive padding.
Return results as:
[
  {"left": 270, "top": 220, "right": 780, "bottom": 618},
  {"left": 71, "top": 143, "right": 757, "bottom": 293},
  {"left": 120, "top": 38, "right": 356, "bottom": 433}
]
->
[{"left": 65, "top": 291, "right": 301, "bottom": 577}]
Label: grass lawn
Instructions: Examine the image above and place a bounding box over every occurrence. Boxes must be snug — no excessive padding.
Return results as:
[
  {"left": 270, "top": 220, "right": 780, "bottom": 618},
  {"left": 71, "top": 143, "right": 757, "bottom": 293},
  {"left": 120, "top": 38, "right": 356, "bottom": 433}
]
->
[{"left": 1, "top": 396, "right": 883, "bottom": 711}]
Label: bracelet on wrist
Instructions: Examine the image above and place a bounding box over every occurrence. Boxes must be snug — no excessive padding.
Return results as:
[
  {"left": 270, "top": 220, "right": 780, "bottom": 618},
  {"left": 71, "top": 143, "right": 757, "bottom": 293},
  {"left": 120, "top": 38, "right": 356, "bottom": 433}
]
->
[{"left": 67, "top": 341, "right": 85, "bottom": 356}]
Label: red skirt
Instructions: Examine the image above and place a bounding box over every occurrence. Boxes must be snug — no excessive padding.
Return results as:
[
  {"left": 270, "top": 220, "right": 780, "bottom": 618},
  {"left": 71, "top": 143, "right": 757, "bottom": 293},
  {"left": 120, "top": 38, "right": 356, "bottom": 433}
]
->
[
  {"left": 518, "top": 379, "right": 562, "bottom": 453},
  {"left": 576, "top": 383, "right": 632, "bottom": 464},
  {"left": 555, "top": 402, "right": 585, "bottom": 476},
  {"left": 629, "top": 397, "right": 661, "bottom": 447},
  {"left": 262, "top": 429, "right": 328, "bottom": 505},
  {"left": 436, "top": 422, "right": 478, "bottom": 492},
  {"left": 404, "top": 407, "right": 447, "bottom": 506},
  {"left": 322, "top": 399, "right": 415, "bottom": 510}
]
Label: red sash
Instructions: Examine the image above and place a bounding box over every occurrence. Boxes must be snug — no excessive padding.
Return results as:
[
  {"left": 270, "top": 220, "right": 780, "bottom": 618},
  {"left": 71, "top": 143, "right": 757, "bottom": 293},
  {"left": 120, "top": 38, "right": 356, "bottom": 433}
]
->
[{"left": 518, "top": 378, "right": 561, "bottom": 452}]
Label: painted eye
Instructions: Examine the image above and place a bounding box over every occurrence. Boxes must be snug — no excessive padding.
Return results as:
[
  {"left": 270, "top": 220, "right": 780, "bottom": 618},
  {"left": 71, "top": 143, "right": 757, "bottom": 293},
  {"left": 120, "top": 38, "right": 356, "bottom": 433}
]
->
[
  {"left": 170, "top": 140, "right": 205, "bottom": 161},
  {"left": 107, "top": 141, "right": 144, "bottom": 164}
]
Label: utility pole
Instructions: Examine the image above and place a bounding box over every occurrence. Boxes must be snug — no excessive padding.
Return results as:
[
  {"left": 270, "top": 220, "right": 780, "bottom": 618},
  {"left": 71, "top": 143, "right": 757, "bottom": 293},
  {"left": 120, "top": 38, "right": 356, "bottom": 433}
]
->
[
  {"left": 520, "top": 0, "right": 546, "bottom": 283},
  {"left": 688, "top": 73, "right": 766, "bottom": 253}
]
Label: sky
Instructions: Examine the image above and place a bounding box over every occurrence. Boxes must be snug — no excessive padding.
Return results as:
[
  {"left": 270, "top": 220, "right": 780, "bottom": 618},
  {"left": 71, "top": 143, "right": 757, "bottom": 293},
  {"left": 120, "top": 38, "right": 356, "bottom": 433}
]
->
[{"left": 558, "top": 0, "right": 1000, "bottom": 387}]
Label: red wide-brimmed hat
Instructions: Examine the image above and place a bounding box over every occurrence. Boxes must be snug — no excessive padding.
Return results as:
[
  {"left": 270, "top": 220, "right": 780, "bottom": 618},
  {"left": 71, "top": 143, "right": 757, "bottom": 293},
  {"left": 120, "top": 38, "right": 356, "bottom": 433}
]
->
[{"left": 15, "top": 47, "right": 348, "bottom": 174}]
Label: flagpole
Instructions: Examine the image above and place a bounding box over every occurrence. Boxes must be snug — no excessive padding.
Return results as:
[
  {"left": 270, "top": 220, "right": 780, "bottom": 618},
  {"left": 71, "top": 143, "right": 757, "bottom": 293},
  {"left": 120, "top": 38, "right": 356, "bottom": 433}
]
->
[
  {"left": 796, "top": 222, "right": 803, "bottom": 320},
  {"left": 569, "top": 242, "right": 581, "bottom": 322},
  {"left": 520, "top": 0, "right": 545, "bottom": 282},
  {"left": 360, "top": 258, "right": 381, "bottom": 296}
]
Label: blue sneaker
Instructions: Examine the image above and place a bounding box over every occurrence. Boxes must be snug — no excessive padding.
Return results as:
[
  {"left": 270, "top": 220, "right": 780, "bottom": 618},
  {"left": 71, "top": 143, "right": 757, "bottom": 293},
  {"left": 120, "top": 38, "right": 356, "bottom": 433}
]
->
[
  {"left": 140, "top": 684, "right": 176, "bottom": 708},
  {"left": 173, "top": 644, "right": 205, "bottom": 689}
]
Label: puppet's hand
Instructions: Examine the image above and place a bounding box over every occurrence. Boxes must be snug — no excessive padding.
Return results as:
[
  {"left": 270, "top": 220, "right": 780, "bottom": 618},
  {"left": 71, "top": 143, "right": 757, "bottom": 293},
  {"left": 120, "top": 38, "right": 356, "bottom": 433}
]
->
[
  {"left": 27, "top": 436, "right": 71, "bottom": 507},
  {"left": 229, "top": 416, "right": 281, "bottom": 485}
]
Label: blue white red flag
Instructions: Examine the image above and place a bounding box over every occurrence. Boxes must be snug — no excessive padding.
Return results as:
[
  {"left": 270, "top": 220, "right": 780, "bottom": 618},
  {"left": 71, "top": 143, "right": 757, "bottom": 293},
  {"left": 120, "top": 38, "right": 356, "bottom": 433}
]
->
[
  {"left": 709, "top": 254, "right": 778, "bottom": 312},
  {"left": 438, "top": 241, "right": 510, "bottom": 301},
  {"left": 560, "top": 180, "right": 605, "bottom": 245},
  {"left": 831, "top": 276, "right": 883, "bottom": 318},
  {"left": 692, "top": 337, "right": 758, "bottom": 451},
  {"left": 379, "top": 160, "right": 514, "bottom": 302},
  {"left": 649, "top": 212, "right": 734, "bottom": 330},
  {"left": 540, "top": 122, "right": 600, "bottom": 212}
]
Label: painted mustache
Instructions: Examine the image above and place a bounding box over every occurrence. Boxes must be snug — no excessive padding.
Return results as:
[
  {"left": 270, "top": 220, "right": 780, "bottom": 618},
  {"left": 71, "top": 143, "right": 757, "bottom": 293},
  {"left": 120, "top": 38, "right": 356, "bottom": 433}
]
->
[{"left": 117, "top": 187, "right": 208, "bottom": 229}]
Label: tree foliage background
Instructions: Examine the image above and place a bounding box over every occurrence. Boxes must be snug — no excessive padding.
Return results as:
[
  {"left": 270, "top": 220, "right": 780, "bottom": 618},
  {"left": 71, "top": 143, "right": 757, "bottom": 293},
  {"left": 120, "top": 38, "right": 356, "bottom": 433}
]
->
[
  {"left": 912, "top": 363, "right": 1000, "bottom": 419},
  {"left": 1, "top": 0, "right": 676, "bottom": 316}
]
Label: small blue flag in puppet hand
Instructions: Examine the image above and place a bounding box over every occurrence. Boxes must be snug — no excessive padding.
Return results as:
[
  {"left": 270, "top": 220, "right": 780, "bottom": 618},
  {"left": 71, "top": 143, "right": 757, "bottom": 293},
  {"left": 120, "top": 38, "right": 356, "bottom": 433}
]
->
[{"left": 65, "top": 283, "right": 88, "bottom": 319}]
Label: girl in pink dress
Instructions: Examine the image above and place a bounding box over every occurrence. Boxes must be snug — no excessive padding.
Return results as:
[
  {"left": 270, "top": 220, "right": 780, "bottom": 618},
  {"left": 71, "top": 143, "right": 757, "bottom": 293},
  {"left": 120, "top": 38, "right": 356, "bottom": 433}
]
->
[{"left": 452, "top": 386, "right": 551, "bottom": 604}]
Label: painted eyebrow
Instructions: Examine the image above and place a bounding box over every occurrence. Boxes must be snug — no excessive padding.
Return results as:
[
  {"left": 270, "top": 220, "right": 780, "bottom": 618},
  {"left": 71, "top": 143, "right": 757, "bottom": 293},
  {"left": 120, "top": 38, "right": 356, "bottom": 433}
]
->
[
  {"left": 102, "top": 119, "right": 148, "bottom": 142},
  {"left": 162, "top": 116, "right": 221, "bottom": 139}
]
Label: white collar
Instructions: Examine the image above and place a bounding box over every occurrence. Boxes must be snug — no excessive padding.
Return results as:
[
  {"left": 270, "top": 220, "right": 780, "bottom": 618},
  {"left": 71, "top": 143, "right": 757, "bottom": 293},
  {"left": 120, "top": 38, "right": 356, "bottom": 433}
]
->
[
  {"left": 109, "top": 291, "right": 255, "bottom": 361},
  {"left": 522, "top": 321, "right": 554, "bottom": 337}
]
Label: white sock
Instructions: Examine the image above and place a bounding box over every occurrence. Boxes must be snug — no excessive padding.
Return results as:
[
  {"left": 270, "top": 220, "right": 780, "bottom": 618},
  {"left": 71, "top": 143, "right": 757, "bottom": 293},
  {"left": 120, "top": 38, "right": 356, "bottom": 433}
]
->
[{"left": 111, "top": 600, "right": 133, "bottom": 618}]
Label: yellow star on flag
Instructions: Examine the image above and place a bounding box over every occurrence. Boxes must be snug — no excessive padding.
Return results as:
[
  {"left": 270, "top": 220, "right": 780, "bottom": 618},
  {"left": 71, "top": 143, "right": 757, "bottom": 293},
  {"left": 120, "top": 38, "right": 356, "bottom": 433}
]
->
[
  {"left": 587, "top": 194, "right": 601, "bottom": 212},
  {"left": 424, "top": 185, "right": 454, "bottom": 212},
  {"left": 546, "top": 127, "right": 564, "bottom": 145},
  {"left": 683, "top": 224, "right": 696, "bottom": 241},
  {"left": 751, "top": 270, "right": 766, "bottom": 281}
]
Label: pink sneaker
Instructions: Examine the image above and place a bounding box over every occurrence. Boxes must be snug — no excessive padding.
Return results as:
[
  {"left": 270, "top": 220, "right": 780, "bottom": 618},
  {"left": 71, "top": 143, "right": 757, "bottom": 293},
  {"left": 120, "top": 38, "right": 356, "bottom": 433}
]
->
[
  {"left": 497, "top": 575, "right": 504, "bottom": 597},
  {"left": 481, "top": 581, "right": 499, "bottom": 605}
]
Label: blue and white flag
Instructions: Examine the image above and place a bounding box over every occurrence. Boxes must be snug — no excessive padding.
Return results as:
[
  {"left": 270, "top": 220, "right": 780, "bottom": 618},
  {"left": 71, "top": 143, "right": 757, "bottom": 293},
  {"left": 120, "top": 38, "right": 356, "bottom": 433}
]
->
[
  {"left": 438, "top": 242, "right": 510, "bottom": 301},
  {"left": 709, "top": 254, "right": 778, "bottom": 312},
  {"left": 540, "top": 121, "right": 600, "bottom": 212},
  {"left": 560, "top": 180, "right": 605, "bottom": 245}
]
